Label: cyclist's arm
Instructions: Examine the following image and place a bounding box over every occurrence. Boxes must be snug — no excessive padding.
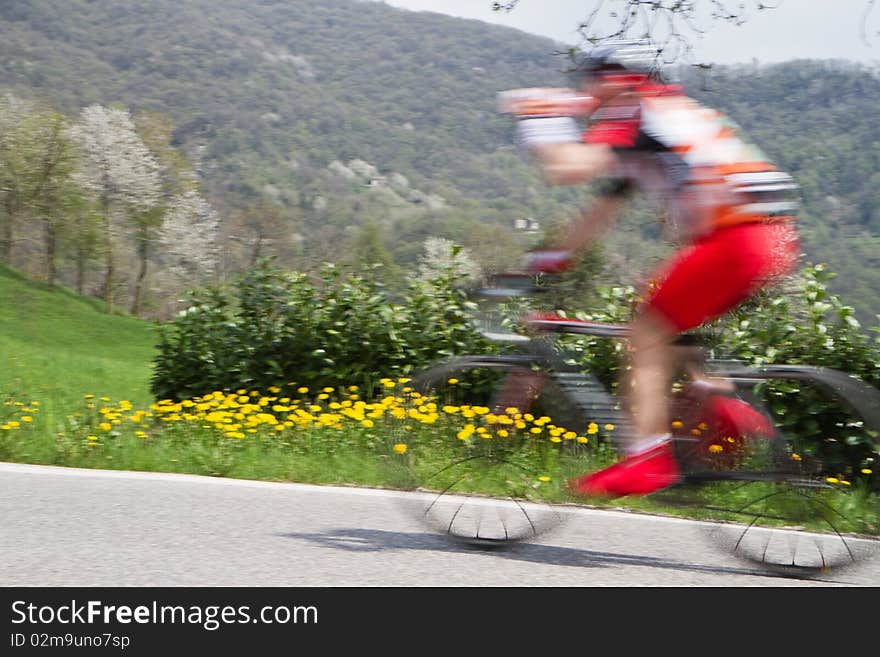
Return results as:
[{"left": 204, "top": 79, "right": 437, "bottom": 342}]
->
[
  {"left": 564, "top": 189, "right": 628, "bottom": 252},
  {"left": 554, "top": 182, "right": 632, "bottom": 254}
]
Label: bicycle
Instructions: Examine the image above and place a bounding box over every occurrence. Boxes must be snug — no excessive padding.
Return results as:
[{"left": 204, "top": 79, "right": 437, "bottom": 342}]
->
[{"left": 387, "top": 273, "right": 880, "bottom": 576}]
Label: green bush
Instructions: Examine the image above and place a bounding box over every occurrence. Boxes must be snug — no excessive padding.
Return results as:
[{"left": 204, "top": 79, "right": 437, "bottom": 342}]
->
[{"left": 151, "top": 258, "right": 497, "bottom": 401}]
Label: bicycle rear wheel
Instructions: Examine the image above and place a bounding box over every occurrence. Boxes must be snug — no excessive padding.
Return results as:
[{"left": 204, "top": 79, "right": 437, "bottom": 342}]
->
[{"left": 387, "top": 356, "right": 592, "bottom": 547}]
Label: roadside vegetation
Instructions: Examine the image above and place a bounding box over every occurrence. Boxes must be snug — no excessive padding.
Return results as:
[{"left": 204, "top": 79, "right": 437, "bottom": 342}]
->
[{"left": 1, "top": 255, "right": 878, "bottom": 531}]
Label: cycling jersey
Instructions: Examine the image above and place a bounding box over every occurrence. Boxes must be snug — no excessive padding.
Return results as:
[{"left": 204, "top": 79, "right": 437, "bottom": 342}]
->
[{"left": 584, "top": 83, "right": 799, "bottom": 244}]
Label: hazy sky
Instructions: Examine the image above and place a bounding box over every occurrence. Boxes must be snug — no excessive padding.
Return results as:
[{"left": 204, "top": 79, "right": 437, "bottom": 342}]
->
[{"left": 375, "top": 1, "right": 880, "bottom": 65}]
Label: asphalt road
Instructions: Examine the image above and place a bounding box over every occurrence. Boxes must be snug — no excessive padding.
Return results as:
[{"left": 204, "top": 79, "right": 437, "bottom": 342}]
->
[{"left": 2, "top": 461, "right": 878, "bottom": 587}]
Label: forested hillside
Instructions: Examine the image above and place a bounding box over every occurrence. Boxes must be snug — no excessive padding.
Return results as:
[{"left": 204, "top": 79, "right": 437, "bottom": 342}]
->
[{"left": 1, "top": 0, "right": 879, "bottom": 322}]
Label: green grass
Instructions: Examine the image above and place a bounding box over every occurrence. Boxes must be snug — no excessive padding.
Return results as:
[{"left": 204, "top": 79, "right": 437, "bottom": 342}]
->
[{"left": 0, "top": 264, "right": 158, "bottom": 413}]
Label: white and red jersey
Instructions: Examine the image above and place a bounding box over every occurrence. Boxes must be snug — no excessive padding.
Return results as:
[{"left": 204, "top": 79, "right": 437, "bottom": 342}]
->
[{"left": 584, "top": 83, "right": 799, "bottom": 243}]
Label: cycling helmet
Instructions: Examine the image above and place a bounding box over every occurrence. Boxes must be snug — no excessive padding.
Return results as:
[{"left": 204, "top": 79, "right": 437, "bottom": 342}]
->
[{"left": 570, "top": 39, "right": 660, "bottom": 83}]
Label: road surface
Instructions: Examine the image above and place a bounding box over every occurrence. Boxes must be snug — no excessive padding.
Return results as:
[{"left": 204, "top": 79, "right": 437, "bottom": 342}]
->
[{"left": 2, "top": 461, "right": 877, "bottom": 586}]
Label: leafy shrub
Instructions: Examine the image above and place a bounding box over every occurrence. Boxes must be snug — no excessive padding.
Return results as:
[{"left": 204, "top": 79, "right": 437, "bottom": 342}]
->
[{"left": 151, "top": 258, "right": 497, "bottom": 401}]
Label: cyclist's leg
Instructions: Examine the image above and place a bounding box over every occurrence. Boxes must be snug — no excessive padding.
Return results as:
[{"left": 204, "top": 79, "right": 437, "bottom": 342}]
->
[
  {"left": 634, "top": 222, "right": 796, "bottom": 433},
  {"left": 626, "top": 308, "right": 679, "bottom": 449},
  {"left": 571, "top": 221, "right": 798, "bottom": 497}
]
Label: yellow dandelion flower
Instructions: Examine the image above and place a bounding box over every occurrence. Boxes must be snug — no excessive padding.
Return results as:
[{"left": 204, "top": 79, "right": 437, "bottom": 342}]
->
[
  {"left": 587, "top": 423, "right": 599, "bottom": 435},
  {"left": 99, "top": 422, "right": 112, "bottom": 431},
  {"left": 447, "top": 378, "right": 459, "bottom": 385},
  {"left": 791, "top": 453, "right": 802, "bottom": 461},
  {"left": 297, "top": 387, "right": 309, "bottom": 394},
  {"left": 861, "top": 468, "right": 873, "bottom": 474},
  {"left": 604, "top": 423, "right": 615, "bottom": 431},
  {"left": 577, "top": 436, "right": 589, "bottom": 444},
  {"left": 708, "top": 444, "right": 723, "bottom": 454},
  {"left": 538, "top": 476, "right": 551, "bottom": 483},
  {"left": 361, "top": 419, "right": 374, "bottom": 428},
  {"left": 529, "top": 427, "right": 542, "bottom": 434},
  {"left": 393, "top": 443, "right": 407, "bottom": 454},
  {"left": 21, "top": 416, "right": 32, "bottom": 423},
  {"left": 670, "top": 420, "right": 683, "bottom": 429},
  {"left": 826, "top": 477, "right": 840, "bottom": 484},
  {"left": 87, "top": 435, "right": 98, "bottom": 442},
  {"left": 497, "top": 429, "right": 509, "bottom": 438}
]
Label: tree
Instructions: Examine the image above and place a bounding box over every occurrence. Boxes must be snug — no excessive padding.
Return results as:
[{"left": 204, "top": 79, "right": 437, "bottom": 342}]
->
[
  {"left": 130, "top": 109, "right": 201, "bottom": 315},
  {"left": 417, "top": 237, "right": 483, "bottom": 287},
  {"left": 219, "top": 198, "right": 305, "bottom": 277},
  {"left": 496, "top": 1, "right": 880, "bottom": 65},
  {"left": 61, "top": 191, "right": 102, "bottom": 296},
  {"left": 68, "top": 104, "right": 161, "bottom": 313},
  {"left": 157, "top": 189, "right": 221, "bottom": 292},
  {"left": 493, "top": 1, "right": 784, "bottom": 64},
  {"left": 27, "top": 109, "right": 78, "bottom": 288},
  {"left": 0, "top": 94, "right": 36, "bottom": 265},
  {"left": 0, "top": 96, "right": 81, "bottom": 286}
]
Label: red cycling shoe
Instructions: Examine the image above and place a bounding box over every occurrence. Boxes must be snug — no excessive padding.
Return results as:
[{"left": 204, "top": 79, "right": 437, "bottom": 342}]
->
[{"left": 568, "top": 442, "right": 681, "bottom": 498}]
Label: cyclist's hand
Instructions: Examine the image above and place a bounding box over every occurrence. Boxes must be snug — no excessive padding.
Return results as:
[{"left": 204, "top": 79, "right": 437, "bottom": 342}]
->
[{"left": 522, "top": 249, "right": 574, "bottom": 275}]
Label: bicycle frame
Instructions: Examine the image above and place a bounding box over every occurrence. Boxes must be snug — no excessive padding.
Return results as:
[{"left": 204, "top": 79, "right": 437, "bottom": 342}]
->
[{"left": 468, "top": 276, "right": 880, "bottom": 488}]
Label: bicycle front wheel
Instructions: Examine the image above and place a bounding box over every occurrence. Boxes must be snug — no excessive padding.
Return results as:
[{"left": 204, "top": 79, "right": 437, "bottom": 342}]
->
[{"left": 387, "top": 356, "right": 593, "bottom": 547}]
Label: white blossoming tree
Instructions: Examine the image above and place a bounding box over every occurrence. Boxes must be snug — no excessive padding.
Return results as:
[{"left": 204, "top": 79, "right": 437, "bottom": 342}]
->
[
  {"left": 68, "top": 104, "right": 161, "bottom": 313},
  {"left": 417, "top": 237, "right": 483, "bottom": 286},
  {"left": 158, "top": 189, "right": 221, "bottom": 286}
]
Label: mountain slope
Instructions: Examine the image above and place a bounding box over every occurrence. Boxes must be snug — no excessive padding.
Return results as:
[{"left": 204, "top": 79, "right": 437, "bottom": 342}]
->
[{"left": 1, "top": 1, "right": 879, "bottom": 321}]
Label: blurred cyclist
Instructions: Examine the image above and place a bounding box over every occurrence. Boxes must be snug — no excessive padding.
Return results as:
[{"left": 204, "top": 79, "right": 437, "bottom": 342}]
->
[{"left": 499, "top": 40, "right": 800, "bottom": 498}]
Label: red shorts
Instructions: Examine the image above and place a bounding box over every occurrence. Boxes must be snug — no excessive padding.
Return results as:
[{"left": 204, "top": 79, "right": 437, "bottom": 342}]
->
[{"left": 644, "top": 221, "right": 799, "bottom": 333}]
